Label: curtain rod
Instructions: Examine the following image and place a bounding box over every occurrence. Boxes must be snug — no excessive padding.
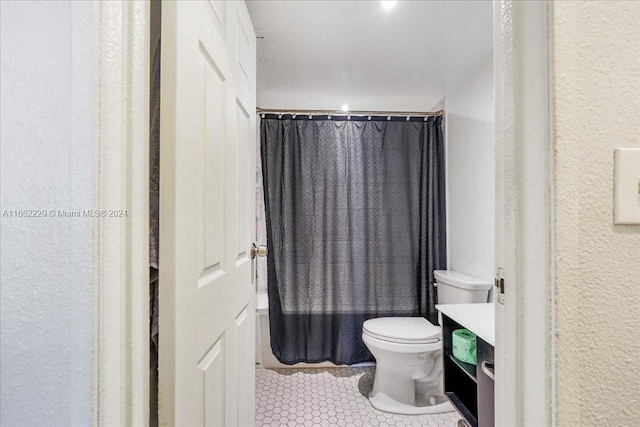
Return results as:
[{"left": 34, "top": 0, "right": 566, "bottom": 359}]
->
[{"left": 256, "top": 108, "right": 444, "bottom": 117}]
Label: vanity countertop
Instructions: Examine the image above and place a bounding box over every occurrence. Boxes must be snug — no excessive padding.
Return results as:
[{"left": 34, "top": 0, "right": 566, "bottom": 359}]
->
[{"left": 436, "top": 303, "right": 495, "bottom": 346}]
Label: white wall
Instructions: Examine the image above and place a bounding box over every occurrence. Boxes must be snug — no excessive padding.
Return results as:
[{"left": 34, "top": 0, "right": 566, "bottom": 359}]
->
[
  {"left": 553, "top": 2, "right": 640, "bottom": 425},
  {"left": 445, "top": 57, "right": 495, "bottom": 282},
  {"left": 0, "top": 2, "right": 95, "bottom": 425},
  {"left": 258, "top": 90, "right": 442, "bottom": 114}
]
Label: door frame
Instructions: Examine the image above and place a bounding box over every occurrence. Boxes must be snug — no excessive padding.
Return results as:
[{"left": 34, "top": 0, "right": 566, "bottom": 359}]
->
[
  {"left": 92, "top": 0, "right": 556, "bottom": 425},
  {"left": 93, "top": 1, "right": 150, "bottom": 425},
  {"left": 494, "top": 0, "right": 555, "bottom": 425}
]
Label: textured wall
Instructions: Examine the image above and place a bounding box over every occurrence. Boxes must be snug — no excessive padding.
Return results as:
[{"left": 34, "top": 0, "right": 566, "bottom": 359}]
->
[
  {"left": 553, "top": 1, "right": 640, "bottom": 425},
  {"left": 446, "top": 57, "right": 495, "bottom": 282},
  {"left": 0, "top": 2, "right": 95, "bottom": 425}
]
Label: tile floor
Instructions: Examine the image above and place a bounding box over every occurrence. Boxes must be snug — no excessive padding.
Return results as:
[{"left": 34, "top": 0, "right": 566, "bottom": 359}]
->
[{"left": 255, "top": 367, "right": 461, "bottom": 427}]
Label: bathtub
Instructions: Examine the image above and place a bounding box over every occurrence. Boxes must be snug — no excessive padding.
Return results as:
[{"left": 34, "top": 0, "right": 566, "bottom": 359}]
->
[{"left": 256, "top": 293, "right": 365, "bottom": 368}]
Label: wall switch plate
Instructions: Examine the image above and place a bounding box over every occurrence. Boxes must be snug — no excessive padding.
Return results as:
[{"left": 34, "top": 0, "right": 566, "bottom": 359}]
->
[{"left": 614, "top": 148, "right": 640, "bottom": 225}]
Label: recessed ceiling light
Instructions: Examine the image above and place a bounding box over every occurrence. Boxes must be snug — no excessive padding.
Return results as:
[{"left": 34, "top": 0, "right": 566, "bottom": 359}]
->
[
  {"left": 380, "top": 1, "right": 398, "bottom": 10},
  {"left": 341, "top": 104, "right": 350, "bottom": 112}
]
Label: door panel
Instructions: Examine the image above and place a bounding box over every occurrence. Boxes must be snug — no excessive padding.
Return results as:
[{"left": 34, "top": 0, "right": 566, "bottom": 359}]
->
[
  {"left": 199, "top": 337, "right": 225, "bottom": 427},
  {"left": 235, "top": 100, "right": 251, "bottom": 261},
  {"left": 236, "top": 13, "right": 252, "bottom": 91},
  {"left": 160, "top": 1, "right": 256, "bottom": 425},
  {"left": 202, "top": 43, "right": 226, "bottom": 274},
  {"left": 235, "top": 306, "right": 251, "bottom": 427},
  {"left": 206, "top": 0, "right": 226, "bottom": 40}
]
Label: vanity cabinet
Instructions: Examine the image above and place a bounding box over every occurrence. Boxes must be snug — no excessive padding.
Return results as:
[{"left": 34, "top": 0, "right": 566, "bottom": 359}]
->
[
  {"left": 476, "top": 337, "right": 495, "bottom": 426},
  {"left": 437, "top": 304, "right": 495, "bottom": 427}
]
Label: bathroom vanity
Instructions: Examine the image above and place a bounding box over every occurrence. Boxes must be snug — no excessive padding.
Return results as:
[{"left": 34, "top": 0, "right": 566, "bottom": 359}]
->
[{"left": 436, "top": 303, "right": 495, "bottom": 427}]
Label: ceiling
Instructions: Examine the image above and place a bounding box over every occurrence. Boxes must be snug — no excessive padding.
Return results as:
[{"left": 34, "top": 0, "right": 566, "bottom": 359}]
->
[{"left": 246, "top": 0, "right": 493, "bottom": 111}]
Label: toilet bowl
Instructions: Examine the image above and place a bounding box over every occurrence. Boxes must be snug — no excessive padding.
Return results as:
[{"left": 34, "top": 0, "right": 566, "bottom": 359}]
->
[
  {"left": 362, "top": 270, "right": 492, "bottom": 415},
  {"left": 362, "top": 317, "right": 453, "bottom": 415}
]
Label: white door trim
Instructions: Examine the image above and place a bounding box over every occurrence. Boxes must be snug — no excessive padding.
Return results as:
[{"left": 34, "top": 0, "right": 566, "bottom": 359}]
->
[
  {"left": 494, "top": 1, "right": 555, "bottom": 425},
  {"left": 93, "top": 1, "right": 150, "bottom": 425}
]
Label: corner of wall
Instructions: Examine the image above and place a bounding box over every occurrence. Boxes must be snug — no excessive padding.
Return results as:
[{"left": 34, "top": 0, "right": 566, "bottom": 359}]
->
[{"left": 445, "top": 57, "right": 495, "bottom": 281}]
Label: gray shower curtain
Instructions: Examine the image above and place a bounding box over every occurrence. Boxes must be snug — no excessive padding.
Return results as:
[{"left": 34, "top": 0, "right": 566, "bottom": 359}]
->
[{"left": 261, "top": 115, "right": 446, "bottom": 365}]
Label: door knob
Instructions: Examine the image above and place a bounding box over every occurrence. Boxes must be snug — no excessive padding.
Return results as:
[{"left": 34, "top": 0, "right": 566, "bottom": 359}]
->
[{"left": 251, "top": 243, "right": 268, "bottom": 259}]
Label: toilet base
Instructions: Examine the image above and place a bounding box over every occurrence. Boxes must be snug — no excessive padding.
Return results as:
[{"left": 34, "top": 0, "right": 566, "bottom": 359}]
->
[{"left": 368, "top": 391, "right": 455, "bottom": 415}]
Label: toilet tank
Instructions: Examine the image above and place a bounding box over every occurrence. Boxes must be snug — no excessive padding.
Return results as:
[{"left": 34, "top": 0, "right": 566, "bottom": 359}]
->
[{"left": 433, "top": 270, "right": 492, "bottom": 304}]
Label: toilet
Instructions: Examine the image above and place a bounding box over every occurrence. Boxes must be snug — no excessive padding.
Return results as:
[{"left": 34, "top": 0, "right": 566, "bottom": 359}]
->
[{"left": 362, "top": 270, "right": 491, "bottom": 415}]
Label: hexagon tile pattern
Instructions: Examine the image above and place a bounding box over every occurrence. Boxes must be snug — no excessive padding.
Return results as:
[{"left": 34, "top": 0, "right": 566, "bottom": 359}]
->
[{"left": 255, "top": 367, "right": 461, "bottom": 427}]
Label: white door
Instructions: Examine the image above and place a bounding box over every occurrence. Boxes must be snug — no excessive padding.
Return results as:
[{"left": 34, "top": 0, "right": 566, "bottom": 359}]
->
[{"left": 159, "top": 1, "right": 256, "bottom": 425}]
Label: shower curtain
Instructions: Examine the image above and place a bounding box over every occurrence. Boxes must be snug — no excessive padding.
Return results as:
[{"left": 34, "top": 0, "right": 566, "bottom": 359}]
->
[{"left": 261, "top": 115, "right": 446, "bottom": 365}]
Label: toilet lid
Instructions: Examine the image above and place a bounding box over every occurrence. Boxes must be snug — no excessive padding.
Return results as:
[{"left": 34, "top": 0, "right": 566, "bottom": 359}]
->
[{"left": 363, "top": 317, "right": 441, "bottom": 344}]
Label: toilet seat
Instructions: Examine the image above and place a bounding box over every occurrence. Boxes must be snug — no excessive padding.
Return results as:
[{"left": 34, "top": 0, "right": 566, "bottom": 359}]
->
[{"left": 363, "top": 317, "right": 441, "bottom": 344}]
